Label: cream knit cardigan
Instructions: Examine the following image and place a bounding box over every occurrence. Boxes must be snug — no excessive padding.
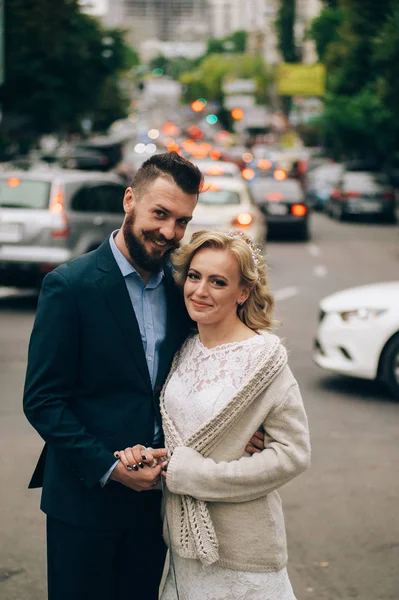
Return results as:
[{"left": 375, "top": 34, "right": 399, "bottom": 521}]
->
[{"left": 160, "top": 331, "right": 311, "bottom": 572}]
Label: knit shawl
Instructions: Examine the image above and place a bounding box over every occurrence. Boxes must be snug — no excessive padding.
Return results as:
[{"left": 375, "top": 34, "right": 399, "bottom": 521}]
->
[{"left": 159, "top": 332, "right": 288, "bottom": 566}]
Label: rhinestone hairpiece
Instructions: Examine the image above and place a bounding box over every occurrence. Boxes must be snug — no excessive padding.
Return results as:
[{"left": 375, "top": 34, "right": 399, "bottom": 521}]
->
[{"left": 226, "top": 230, "right": 261, "bottom": 273}]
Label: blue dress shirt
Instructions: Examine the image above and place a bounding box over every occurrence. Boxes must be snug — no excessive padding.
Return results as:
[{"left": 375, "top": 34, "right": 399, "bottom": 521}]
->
[{"left": 100, "top": 231, "right": 167, "bottom": 485}]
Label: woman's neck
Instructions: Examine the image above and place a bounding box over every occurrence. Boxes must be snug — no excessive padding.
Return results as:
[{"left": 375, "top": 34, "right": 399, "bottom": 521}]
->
[{"left": 198, "top": 316, "right": 256, "bottom": 349}]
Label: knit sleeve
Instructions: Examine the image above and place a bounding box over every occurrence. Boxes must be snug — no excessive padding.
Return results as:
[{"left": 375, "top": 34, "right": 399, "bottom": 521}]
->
[{"left": 165, "top": 383, "right": 311, "bottom": 503}]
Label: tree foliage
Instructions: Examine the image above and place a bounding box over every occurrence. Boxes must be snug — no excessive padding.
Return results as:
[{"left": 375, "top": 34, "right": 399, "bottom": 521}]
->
[
  {"left": 0, "top": 0, "right": 139, "bottom": 141},
  {"left": 276, "top": 0, "right": 298, "bottom": 63},
  {"left": 180, "top": 54, "right": 271, "bottom": 106},
  {"left": 309, "top": 0, "right": 399, "bottom": 165}
]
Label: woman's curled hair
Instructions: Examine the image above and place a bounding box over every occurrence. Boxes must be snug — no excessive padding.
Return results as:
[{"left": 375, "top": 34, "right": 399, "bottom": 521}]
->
[{"left": 172, "top": 230, "right": 276, "bottom": 331}]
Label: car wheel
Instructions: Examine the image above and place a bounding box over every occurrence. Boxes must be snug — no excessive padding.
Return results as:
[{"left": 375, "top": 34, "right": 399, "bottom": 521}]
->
[
  {"left": 380, "top": 334, "right": 399, "bottom": 400},
  {"left": 298, "top": 223, "right": 310, "bottom": 241}
]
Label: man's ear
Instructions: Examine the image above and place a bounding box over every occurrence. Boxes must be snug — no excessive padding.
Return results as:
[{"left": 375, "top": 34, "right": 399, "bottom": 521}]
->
[{"left": 123, "top": 187, "right": 134, "bottom": 213}]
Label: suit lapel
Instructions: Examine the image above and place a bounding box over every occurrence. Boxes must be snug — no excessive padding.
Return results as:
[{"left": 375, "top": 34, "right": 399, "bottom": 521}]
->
[{"left": 95, "top": 240, "right": 152, "bottom": 391}]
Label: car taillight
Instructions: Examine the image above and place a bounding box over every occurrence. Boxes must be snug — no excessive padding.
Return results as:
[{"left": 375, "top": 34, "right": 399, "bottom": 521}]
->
[
  {"left": 291, "top": 204, "right": 307, "bottom": 217},
  {"left": 343, "top": 191, "right": 361, "bottom": 198},
  {"left": 331, "top": 188, "right": 341, "bottom": 199},
  {"left": 233, "top": 213, "right": 253, "bottom": 227},
  {"left": 383, "top": 191, "right": 394, "bottom": 201},
  {"left": 242, "top": 168, "right": 255, "bottom": 181},
  {"left": 50, "top": 184, "right": 70, "bottom": 238}
]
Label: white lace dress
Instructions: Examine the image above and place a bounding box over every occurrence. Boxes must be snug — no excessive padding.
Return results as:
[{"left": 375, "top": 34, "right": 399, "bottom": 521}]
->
[{"left": 161, "top": 334, "right": 297, "bottom": 600}]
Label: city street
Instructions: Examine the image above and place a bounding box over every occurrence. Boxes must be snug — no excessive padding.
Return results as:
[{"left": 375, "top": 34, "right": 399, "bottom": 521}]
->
[{"left": 1, "top": 212, "right": 398, "bottom": 600}]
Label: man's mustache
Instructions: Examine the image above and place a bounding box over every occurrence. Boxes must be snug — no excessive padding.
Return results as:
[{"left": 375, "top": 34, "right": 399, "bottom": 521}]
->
[{"left": 143, "top": 232, "right": 179, "bottom": 250}]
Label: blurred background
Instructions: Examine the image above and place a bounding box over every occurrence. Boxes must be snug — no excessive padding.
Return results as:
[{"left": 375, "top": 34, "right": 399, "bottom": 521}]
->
[{"left": 0, "top": 1, "right": 398, "bottom": 599}]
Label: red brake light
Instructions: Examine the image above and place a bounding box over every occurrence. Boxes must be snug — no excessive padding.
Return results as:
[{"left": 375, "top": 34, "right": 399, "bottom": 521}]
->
[
  {"left": 242, "top": 168, "right": 255, "bottom": 181},
  {"left": 234, "top": 213, "right": 253, "bottom": 227},
  {"left": 331, "top": 188, "right": 341, "bottom": 199},
  {"left": 383, "top": 192, "right": 394, "bottom": 200},
  {"left": 291, "top": 204, "right": 307, "bottom": 217},
  {"left": 343, "top": 191, "right": 361, "bottom": 199},
  {"left": 50, "top": 184, "right": 70, "bottom": 238},
  {"left": 274, "top": 169, "right": 286, "bottom": 181}
]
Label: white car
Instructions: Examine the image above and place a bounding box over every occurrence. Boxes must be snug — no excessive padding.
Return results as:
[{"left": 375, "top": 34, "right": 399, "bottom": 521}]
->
[
  {"left": 313, "top": 282, "right": 399, "bottom": 398},
  {"left": 183, "top": 177, "right": 267, "bottom": 246}
]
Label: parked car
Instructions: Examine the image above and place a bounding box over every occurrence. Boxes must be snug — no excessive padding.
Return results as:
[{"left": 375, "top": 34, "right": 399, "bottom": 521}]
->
[
  {"left": 0, "top": 169, "right": 126, "bottom": 288},
  {"left": 184, "top": 176, "right": 266, "bottom": 245},
  {"left": 250, "top": 178, "right": 310, "bottom": 240},
  {"left": 313, "top": 281, "right": 399, "bottom": 399},
  {"left": 326, "top": 170, "right": 396, "bottom": 222}
]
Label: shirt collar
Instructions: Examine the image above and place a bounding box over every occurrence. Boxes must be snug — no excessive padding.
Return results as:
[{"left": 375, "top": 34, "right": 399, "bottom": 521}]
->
[{"left": 109, "top": 230, "right": 164, "bottom": 287}]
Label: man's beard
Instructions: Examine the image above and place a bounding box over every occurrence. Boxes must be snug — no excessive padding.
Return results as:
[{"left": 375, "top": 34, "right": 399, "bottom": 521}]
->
[{"left": 122, "top": 209, "right": 179, "bottom": 273}]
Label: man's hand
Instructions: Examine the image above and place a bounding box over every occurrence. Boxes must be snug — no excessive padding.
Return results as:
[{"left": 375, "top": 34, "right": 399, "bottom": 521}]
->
[
  {"left": 110, "top": 460, "right": 162, "bottom": 492},
  {"left": 245, "top": 430, "right": 265, "bottom": 455}
]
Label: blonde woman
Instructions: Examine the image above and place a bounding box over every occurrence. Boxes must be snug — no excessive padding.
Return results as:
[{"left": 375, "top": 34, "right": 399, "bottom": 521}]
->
[{"left": 119, "top": 230, "right": 310, "bottom": 599}]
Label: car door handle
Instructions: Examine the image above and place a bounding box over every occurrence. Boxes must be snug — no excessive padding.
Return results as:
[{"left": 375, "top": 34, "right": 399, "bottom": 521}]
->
[{"left": 93, "top": 216, "right": 104, "bottom": 226}]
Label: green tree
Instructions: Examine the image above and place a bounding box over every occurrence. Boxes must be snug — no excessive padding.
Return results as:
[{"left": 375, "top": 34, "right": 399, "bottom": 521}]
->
[
  {"left": 309, "top": 0, "right": 399, "bottom": 165},
  {"left": 180, "top": 54, "right": 271, "bottom": 106},
  {"left": 276, "top": 0, "right": 298, "bottom": 63},
  {"left": 0, "top": 0, "right": 139, "bottom": 143},
  {"left": 206, "top": 30, "right": 248, "bottom": 55}
]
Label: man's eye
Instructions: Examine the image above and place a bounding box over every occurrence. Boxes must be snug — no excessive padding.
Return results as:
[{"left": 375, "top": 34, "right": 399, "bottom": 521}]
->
[
  {"left": 155, "top": 210, "right": 166, "bottom": 218},
  {"left": 178, "top": 219, "right": 189, "bottom": 226}
]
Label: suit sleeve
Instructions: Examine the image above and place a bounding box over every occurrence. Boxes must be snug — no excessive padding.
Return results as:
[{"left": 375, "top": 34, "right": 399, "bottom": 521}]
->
[
  {"left": 166, "top": 383, "right": 311, "bottom": 503},
  {"left": 23, "top": 270, "right": 117, "bottom": 489}
]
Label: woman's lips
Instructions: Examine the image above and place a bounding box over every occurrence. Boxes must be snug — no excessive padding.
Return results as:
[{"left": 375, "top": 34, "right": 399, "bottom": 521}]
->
[{"left": 190, "top": 299, "right": 212, "bottom": 308}]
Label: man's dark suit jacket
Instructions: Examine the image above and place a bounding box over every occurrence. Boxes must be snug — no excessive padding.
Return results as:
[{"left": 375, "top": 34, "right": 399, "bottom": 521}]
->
[{"left": 23, "top": 239, "right": 191, "bottom": 530}]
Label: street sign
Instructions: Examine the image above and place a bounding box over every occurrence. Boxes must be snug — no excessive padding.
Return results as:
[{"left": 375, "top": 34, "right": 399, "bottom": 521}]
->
[{"left": 277, "top": 64, "right": 326, "bottom": 97}]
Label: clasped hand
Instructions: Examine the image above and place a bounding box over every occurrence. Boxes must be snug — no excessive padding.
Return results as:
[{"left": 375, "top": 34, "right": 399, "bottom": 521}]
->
[
  {"left": 110, "top": 444, "right": 169, "bottom": 492},
  {"left": 111, "top": 430, "right": 264, "bottom": 492}
]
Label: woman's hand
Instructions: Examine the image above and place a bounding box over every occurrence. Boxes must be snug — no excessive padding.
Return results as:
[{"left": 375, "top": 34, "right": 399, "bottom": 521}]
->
[{"left": 114, "top": 445, "right": 168, "bottom": 472}]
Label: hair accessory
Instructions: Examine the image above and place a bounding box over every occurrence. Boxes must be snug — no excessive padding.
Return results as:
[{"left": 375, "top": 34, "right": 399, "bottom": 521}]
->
[{"left": 226, "top": 230, "right": 261, "bottom": 273}]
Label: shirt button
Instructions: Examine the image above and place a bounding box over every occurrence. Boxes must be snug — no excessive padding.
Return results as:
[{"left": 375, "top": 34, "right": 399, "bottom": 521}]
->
[
  {"left": 147, "top": 355, "right": 152, "bottom": 361},
  {"left": 147, "top": 324, "right": 152, "bottom": 329}
]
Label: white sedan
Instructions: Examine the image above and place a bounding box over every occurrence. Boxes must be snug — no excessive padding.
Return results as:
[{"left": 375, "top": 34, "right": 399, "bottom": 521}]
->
[
  {"left": 313, "top": 282, "right": 399, "bottom": 398},
  {"left": 183, "top": 177, "right": 267, "bottom": 245}
]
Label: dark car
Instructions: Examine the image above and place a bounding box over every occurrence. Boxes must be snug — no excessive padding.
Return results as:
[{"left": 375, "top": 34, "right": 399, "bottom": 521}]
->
[
  {"left": 327, "top": 170, "right": 396, "bottom": 222},
  {"left": 250, "top": 178, "right": 310, "bottom": 240}
]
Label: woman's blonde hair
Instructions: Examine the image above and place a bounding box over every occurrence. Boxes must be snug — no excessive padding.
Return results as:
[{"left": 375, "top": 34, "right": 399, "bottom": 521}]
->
[{"left": 172, "top": 230, "right": 276, "bottom": 331}]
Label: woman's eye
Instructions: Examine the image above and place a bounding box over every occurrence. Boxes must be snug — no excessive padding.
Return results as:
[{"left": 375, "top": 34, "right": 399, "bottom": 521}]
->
[
  {"left": 187, "top": 272, "right": 199, "bottom": 280},
  {"left": 213, "top": 279, "right": 226, "bottom": 287}
]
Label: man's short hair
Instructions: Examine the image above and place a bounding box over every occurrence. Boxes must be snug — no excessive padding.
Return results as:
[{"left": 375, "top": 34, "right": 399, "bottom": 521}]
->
[{"left": 131, "top": 151, "right": 203, "bottom": 198}]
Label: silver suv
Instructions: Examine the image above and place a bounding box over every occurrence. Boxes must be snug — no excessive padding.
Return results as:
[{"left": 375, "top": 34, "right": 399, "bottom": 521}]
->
[{"left": 0, "top": 169, "right": 126, "bottom": 288}]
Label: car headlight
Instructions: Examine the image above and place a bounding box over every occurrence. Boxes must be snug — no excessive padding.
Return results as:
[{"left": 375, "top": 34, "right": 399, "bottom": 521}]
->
[{"left": 339, "top": 308, "right": 387, "bottom": 322}]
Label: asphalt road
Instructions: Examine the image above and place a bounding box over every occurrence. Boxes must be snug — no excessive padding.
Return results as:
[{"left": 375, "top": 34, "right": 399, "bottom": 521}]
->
[{"left": 0, "top": 212, "right": 398, "bottom": 600}]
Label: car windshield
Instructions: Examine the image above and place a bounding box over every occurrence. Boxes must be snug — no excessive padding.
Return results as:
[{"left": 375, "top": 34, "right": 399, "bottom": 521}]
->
[
  {"left": 199, "top": 189, "right": 241, "bottom": 205},
  {"left": 0, "top": 178, "right": 51, "bottom": 209}
]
